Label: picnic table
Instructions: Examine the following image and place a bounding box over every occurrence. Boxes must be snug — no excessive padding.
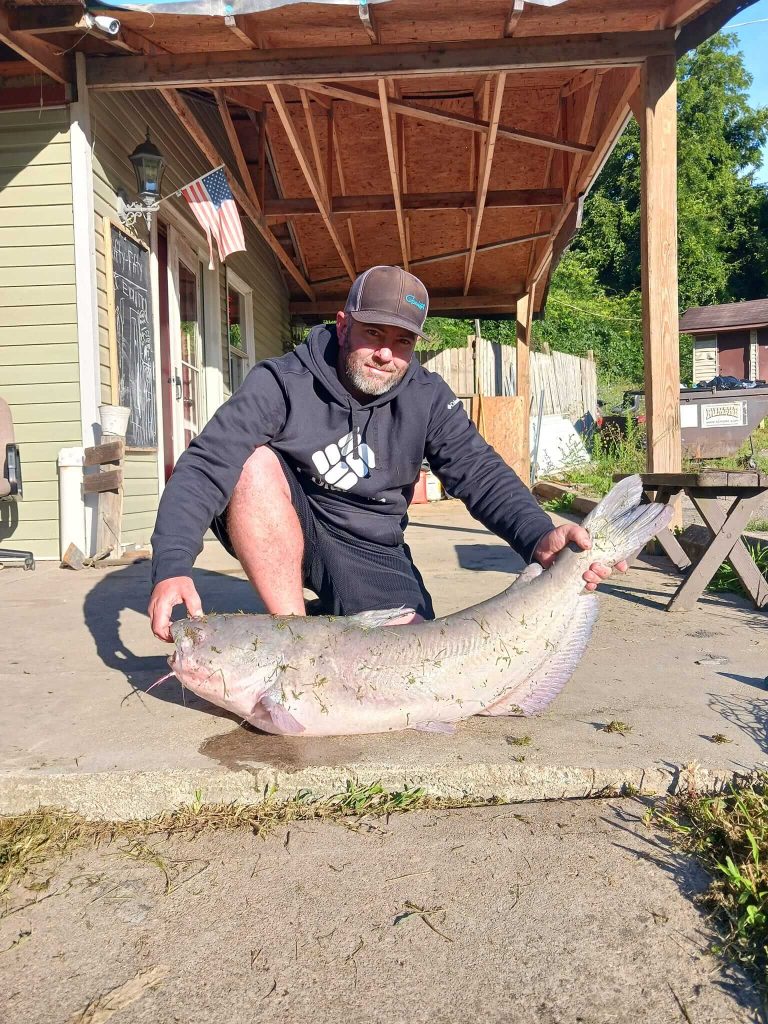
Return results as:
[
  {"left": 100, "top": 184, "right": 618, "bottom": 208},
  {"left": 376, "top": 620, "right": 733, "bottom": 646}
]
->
[{"left": 614, "top": 471, "right": 768, "bottom": 612}]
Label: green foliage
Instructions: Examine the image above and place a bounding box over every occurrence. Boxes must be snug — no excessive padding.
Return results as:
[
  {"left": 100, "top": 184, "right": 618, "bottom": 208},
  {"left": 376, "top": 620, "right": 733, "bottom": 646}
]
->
[
  {"left": 554, "top": 415, "right": 646, "bottom": 498},
  {"left": 706, "top": 542, "right": 768, "bottom": 598},
  {"left": 657, "top": 775, "right": 768, "bottom": 988}
]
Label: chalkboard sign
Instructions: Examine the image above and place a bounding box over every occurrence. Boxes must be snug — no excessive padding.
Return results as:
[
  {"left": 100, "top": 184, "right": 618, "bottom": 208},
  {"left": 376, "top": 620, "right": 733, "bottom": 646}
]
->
[{"left": 110, "top": 224, "right": 158, "bottom": 449}]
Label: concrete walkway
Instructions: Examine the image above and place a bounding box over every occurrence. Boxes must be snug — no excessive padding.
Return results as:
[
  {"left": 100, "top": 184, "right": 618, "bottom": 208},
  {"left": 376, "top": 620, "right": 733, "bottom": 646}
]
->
[{"left": 1, "top": 500, "right": 766, "bottom": 819}]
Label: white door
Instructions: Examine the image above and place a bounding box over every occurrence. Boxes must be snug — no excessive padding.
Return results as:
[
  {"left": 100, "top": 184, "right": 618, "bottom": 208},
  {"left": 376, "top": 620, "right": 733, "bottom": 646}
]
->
[{"left": 167, "top": 230, "right": 205, "bottom": 463}]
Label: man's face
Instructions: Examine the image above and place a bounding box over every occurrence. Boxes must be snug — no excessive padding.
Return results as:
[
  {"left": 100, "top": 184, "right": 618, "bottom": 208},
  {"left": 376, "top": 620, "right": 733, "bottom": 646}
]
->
[{"left": 336, "top": 312, "right": 417, "bottom": 399}]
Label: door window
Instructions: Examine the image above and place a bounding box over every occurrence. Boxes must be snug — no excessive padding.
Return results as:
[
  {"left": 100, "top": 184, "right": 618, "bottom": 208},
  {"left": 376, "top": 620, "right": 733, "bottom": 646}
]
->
[{"left": 179, "top": 259, "right": 202, "bottom": 447}]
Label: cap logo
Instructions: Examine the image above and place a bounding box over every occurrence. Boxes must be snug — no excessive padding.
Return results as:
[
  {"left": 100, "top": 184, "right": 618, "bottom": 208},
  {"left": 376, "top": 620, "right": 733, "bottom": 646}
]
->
[{"left": 405, "top": 294, "right": 426, "bottom": 312}]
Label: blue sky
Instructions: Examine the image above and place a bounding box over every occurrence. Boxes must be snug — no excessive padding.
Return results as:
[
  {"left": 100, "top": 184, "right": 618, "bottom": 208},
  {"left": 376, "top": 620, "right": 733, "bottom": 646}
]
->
[{"left": 723, "top": 0, "right": 768, "bottom": 179}]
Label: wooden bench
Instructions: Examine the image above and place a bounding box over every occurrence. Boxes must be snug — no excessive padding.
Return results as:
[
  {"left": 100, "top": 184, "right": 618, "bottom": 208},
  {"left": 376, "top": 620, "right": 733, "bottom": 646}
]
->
[{"left": 614, "top": 471, "right": 768, "bottom": 612}]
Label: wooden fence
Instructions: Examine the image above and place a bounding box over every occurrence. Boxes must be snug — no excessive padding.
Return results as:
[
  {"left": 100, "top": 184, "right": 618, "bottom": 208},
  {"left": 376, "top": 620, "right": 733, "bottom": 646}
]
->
[{"left": 417, "top": 337, "right": 598, "bottom": 426}]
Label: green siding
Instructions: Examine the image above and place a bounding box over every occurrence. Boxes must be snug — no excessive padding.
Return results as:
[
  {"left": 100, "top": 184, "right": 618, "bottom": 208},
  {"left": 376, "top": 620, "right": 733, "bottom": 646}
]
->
[
  {"left": 0, "top": 106, "right": 78, "bottom": 561},
  {"left": 90, "top": 91, "right": 289, "bottom": 549}
]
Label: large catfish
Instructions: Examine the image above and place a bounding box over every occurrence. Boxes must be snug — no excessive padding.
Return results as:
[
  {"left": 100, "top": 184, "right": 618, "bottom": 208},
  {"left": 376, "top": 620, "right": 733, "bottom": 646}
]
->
[{"left": 165, "top": 475, "right": 672, "bottom": 736}]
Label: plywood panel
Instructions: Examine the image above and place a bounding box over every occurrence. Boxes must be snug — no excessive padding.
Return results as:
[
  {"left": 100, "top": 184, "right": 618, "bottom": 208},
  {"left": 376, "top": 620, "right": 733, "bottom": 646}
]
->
[{"left": 472, "top": 395, "right": 526, "bottom": 481}]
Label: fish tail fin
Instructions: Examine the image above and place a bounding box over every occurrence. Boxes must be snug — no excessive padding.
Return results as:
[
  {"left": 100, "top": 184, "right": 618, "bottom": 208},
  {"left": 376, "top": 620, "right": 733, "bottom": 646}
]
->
[{"left": 581, "top": 474, "right": 673, "bottom": 567}]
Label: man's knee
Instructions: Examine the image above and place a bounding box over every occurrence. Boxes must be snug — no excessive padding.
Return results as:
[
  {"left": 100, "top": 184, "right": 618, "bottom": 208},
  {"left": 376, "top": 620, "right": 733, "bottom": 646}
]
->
[{"left": 231, "top": 446, "right": 291, "bottom": 509}]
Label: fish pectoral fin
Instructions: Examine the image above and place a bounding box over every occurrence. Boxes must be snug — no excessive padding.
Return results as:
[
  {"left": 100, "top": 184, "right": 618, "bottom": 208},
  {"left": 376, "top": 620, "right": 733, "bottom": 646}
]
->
[
  {"left": 265, "top": 702, "right": 306, "bottom": 735},
  {"left": 347, "top": 606, "right": 417, "bottom": 628},
  {"left": 481, "top": 594, "right": 599, "bottom": 718},
  {"left": 412, "top": 720, "right": 456, "bottom": 735}
]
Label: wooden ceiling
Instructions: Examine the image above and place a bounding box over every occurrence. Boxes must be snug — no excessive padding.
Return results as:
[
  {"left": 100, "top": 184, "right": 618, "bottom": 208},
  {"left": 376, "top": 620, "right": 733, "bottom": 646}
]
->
[{"left": 0, "top": 0, "right": 747, "bottom": 319}]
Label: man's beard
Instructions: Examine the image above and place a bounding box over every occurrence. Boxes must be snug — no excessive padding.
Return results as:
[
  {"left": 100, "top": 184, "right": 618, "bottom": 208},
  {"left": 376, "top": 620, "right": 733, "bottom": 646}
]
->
[{"left": 343, "top": 349, "right": 408, "bottom": 396}]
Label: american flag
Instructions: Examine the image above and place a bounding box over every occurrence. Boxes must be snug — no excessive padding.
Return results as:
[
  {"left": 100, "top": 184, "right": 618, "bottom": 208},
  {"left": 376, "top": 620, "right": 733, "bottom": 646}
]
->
[{"left": 181, "top": 166, "right": 245, "bottom": 268}]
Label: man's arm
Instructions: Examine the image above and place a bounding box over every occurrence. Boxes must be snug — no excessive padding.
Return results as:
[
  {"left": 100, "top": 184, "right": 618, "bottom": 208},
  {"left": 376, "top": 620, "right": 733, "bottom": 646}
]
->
[
  {"left": 149, "top": 364, "right": 288, "bottom": 639},
  {"left": 424, "top": 378, "right": 553, "bottom": 562}
]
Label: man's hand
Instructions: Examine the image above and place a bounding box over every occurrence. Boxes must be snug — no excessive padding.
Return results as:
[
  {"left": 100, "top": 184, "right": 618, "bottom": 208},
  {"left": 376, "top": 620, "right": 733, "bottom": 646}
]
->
[
  {"left": 532, "top": 525, "right": 628, "bottom": 592},
  {"left": 149, "top": 576, "right": 204, "bottom": 642}
]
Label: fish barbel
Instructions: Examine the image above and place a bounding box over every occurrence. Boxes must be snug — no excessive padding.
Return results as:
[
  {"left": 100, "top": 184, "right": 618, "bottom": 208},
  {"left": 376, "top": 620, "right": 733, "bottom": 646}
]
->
[{"left": 167, "top": 475, "right": 672, "bottom": 736}]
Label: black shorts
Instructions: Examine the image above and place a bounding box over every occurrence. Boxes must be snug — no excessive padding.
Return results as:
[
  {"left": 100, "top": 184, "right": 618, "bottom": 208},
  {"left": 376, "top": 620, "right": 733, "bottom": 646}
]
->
[{"left": 210, "top": 453, "right": 434, "bottom": 619}]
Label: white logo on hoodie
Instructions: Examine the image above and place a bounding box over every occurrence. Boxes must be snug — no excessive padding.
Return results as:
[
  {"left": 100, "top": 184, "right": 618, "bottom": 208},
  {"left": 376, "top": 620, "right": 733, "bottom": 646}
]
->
[{"left": 311, "top": 430, "right": 376, "bottom": 491}]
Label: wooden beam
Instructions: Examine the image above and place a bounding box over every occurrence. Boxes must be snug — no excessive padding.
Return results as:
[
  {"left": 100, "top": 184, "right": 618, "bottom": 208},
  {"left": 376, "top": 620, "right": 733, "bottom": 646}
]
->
[
  {"left": 86, "top": 31, "right": 676, "bottom": 91},
  {"left": 331, "top": 115, "right": 360, "bottom": 273},
  {"left": 378, "top": 79, "right": 409, "bottom": 270},
  {"left": 291, "top": 291, "right": 524, "bottom": 316},
  {"left": 223, "top": 15, "right": 259, "bottom": 49},
  {"left": 8, "top": 6, "right": 86, "bottom": 34},
  {"left": 299, "top": 89, "right": 329, "bottom": 204},
  {"left": 503, "top": 0, "right": 526, "bottom": 37},
  {"left": 515, "top": 289, "right": 534, "bottom": 485},
  {"left": 302, "top": 80, "right": 593, "bottom": 156},
  {"left": 464, "top": 72, "right": 506, "bottom": 295},
  {"left": 566, "top": 72, "right": 601, "bottom": 200},
  {"left": 358, "top": 0, "right": 379, "bottom": 44},
  {"left": 161, "top": 89, "right": 314, "bottom": 299},
  {"left": 214, "top": 90, "right": 262, "bottom": 213},
  {"left": 0, "top": 6, "right": 71, "bottom": 84},
  {"left": 267, "top": 83, "right": 356, "bottom": 282},
  {"left": 640, "top": 54, "right": 681, "bottom": 480},
  {"left": 665, "top": 0, "right": 716, "bottom": 29},
  {"left": 261, "top": 114, "right": 312, "bottom": 283},
  {"left": 314, "top": 231, "right": 550, "bottom": 286},
  {"left": 264, "top": 188, "right": 563, "bottom": 220}
]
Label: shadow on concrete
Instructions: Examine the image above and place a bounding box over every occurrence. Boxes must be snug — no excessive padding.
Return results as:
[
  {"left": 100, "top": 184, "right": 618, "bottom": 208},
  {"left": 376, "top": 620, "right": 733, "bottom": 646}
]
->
[
  {"left": 82, "top": 562, "right": 264, "bottom": 714},
  {"left": 718, "top": 672, "right": 768, "bottom": 690},
  {"left": 454, "top": 543, "right": 524, "bottom": 573},
  {"left": 708, "top": 692, "right": 768, "bottom": 752},
  {"left": 604, "top": 801, "right": 763, "bottom": 1015},
  {"left": 406, "top": 520, "right": 499, "bottom": 537}
]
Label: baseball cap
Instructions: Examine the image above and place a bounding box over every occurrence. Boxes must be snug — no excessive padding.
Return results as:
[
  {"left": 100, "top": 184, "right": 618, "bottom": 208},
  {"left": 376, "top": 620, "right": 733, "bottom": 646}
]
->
[{"left": 345, "top": 265, "right": 429, "bottom": 337}]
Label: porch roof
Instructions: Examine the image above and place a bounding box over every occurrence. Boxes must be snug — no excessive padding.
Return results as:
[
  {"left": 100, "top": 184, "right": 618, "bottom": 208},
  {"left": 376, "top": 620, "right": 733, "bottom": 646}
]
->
[{"left": 0, "top": 0, "right": 753, "bottom": 320}]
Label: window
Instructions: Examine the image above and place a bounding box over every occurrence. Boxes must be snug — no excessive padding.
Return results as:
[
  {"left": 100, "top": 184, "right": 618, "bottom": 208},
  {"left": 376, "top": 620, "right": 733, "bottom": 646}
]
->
[{"left": 227, "top": 283, "right": 249, "bottom": 392}]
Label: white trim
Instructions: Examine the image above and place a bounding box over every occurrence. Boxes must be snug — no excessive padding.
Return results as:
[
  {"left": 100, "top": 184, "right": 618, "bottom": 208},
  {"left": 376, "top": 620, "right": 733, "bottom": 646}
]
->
[
  {"left": 202, "top": 262, "right": 223, "bottom": 420},
  {"left": 70, "top": 52, "right": 101, "bottom": 555},
  {"left": 149, "top": 216, "right": 166, "bottom": 498},
  {"left": 750, "top": 328, "right": 759, "bottom": 380}
]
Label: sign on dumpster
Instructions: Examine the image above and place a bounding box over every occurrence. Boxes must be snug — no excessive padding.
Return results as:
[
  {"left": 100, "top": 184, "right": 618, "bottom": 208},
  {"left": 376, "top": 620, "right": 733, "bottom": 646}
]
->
[{"left": 701, "top": 401, "right": 746, "bottom": 428}]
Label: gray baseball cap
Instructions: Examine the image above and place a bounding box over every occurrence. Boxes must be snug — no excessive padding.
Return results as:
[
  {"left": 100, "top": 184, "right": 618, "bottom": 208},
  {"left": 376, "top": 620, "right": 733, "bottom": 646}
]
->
[{"left": 345, "top": 265, "right": 429, "bottom": 337}]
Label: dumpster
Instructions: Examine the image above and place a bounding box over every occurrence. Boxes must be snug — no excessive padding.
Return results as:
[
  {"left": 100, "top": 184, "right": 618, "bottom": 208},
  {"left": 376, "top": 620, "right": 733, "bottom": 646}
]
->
[{"left": 602, "top": 386, "right": 768, "bottom": 459}]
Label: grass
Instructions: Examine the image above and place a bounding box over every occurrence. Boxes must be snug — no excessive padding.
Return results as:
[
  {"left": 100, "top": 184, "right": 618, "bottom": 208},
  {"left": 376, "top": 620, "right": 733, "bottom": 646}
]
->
[
  {"left": 554, "top": 416, "right": 646, "bottom": 499},
  {"left": 655, "top": 774, "right": 768, "bottom": 993},
  {"left": 602, "top": 720, "right": 633, "bottom": 736},
  {"left": 0, "top": 783, "right": 499, "bottom": 899},
  {"left": 706, "top": 542, "right": 768, "bottom": 598},
  {"left": 540, "top": 492, "right": 575, "bottom": 515},
  {"left": 749, "top": 519, "right": 768, "bottom": 534}
]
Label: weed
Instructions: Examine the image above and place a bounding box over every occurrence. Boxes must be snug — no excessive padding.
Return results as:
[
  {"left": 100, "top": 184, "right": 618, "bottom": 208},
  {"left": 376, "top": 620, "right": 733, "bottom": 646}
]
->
[
  {"left": 541, "top": 492, "right": 575, "bottom": 515},
  {"left": 706, "top": 542, "right": 768, "bottom": 598},
  {"left": 710, "top": 734, "right": 733, "bottom": 745},
  {"left": 0, "top": 782, "right": 503, "bottom": 898},
  {"left": 552, "top": 415, "right": 645, "bottom": 498},
  {"left": 507, "top": 735, "right": 532, "bottom": 747},
  {"left": 655, "top": 774, "right": 768, "bottom": 991},
  {"left": 602, "top": 720, "right": 633, "bottom": 736},
  {"left": 749, "top": 519, "right": 768, "bottom": 534}
]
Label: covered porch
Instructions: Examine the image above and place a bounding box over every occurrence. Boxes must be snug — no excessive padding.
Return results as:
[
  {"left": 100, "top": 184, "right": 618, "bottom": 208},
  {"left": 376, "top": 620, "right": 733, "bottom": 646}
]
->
[{"left": 1, "top": 0, "right": 752, "bottom": 477}]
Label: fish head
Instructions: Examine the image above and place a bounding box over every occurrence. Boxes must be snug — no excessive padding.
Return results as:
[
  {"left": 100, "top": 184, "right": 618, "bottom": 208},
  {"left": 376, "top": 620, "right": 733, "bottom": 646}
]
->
[{"left": 167, "top": 617, "right": 253, "bottom": 705}]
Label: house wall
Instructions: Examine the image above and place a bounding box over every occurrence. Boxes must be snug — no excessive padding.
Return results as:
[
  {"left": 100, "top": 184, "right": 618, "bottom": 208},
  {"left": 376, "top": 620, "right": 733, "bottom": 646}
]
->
[
  {"left": 692, "top": 334, "right": 717, "bottom": 385},
  {"left": 89, "top": 90, "right": 290, "bottom": 548},
  {"left": 0, "top": 106, "right": 79, "bottom": 560}
]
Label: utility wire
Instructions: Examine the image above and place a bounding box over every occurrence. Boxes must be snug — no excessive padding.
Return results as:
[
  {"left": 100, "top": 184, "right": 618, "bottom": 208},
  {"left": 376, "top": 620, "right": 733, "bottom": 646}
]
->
[{"left": 547, "top": 296, "right": 641, "bottom": 323}]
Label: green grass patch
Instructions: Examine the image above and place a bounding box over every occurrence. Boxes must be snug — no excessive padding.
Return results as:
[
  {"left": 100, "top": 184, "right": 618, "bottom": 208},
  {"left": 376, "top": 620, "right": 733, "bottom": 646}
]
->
[
  {"left": 749, "top": 519, "right": 768, "bottom": 534},
  {"left": 554, "top": 417, "right": 645, "bottom": 499},
  {"left": 656, "top": 775, "right": 768, "bottom": 991},
  {"left": 706, "top": 542, "right": 768, "bottom": 598},
  {"left": 0, "top": 783, "right": 500, "bottom": 899},
  {"left": 540, "top": 492, "right": 575, "bottom": 515}
]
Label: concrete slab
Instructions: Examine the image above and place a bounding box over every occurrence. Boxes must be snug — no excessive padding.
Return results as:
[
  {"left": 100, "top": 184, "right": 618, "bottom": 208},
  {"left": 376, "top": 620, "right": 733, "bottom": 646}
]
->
[
  {"left": 1, "top": 500, "right": 766, "bottom": 819},
  {"left": 2, "top": 801, "right": 761, "bottom": 1023}
]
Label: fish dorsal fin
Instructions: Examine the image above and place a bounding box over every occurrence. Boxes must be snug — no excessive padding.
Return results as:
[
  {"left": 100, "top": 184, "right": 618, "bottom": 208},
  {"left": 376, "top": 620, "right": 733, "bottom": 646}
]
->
[{"left": 481, "top": 594, "right": 599, "bottom": 718}]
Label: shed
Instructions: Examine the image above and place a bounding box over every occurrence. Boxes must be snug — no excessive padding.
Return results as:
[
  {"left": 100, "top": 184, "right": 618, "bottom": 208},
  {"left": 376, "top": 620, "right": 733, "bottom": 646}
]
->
[{"left": 680, "top": 299, "right": 768, "bottom": 384}]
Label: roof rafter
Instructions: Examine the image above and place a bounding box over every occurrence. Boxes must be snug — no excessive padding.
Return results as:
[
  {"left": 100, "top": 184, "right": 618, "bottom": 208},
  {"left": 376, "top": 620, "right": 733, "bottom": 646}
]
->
[
  {"left": 161, "top": 88, "right": 314, "bottom": 299},
  {"left": 299, "top": 88, "right": 329, "bottom": 205},
  {"left": 378, "top": 78, "right": 409, "bottom": 271},
  {"left": 214, "top": 89, "right": 262, "bottom": 213},
  {"left": 267, "top": 82, "right": 356, "bottom": 282},
  {"left": 503, "top": 0, "right": 526, "bottom": 37},
  {"left": 301, "top": 80, "right": 593, "bottom": 155},
  {"left": 464, "top": 71, "right": 507, "bottom": 295},
  {"left": 263, "top": 188, "right": 563, "bottom": 220},
  {"left": 0, "top": 6, "right": 71, "bottom": 85}
]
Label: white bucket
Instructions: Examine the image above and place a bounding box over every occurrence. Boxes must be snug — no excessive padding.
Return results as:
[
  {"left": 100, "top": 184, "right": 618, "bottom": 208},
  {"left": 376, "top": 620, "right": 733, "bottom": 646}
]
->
[
  {"left": 426, "top": 471, "right": 443, "bottom": 501},
  {"left": 99, "top": 404, "right": 131, "bottom": 437}
]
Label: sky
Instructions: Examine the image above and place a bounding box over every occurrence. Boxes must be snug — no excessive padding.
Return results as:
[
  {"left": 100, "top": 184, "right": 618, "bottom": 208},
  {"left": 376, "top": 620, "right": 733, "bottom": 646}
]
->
[{"left": 723, "top": 0, "right": 768, "bottom": 180}]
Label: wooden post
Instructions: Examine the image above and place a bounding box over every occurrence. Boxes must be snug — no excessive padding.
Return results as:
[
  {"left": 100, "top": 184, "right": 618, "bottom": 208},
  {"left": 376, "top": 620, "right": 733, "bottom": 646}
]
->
[
  {"left": 640, "top": 54, "right": 681, "bottom": 485},
  {"left": 516, "top": 291, "right": 533, "bottom": 485}
]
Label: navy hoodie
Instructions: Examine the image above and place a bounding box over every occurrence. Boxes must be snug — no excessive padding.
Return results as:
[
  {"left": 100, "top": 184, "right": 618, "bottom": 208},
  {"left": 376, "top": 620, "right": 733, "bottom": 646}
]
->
[{"left": 150, "top": 324, "right": 554, "bottom": 585}]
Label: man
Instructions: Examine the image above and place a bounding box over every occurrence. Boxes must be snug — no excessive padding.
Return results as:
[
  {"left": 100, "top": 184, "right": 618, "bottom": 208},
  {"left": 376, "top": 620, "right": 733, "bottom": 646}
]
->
[{"left": 149, "top": 266, "right": 620, "bottom": 641}]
